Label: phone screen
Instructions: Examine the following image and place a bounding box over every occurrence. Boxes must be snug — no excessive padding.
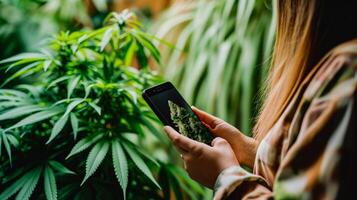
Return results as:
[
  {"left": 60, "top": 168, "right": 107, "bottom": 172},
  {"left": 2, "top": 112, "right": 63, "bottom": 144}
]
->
[{"left": 143, "top": 82, "right": 213, "bottom": 144}]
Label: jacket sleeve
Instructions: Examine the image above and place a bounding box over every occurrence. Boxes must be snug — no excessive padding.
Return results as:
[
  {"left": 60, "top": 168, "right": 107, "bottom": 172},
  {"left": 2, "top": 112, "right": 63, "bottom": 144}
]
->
[
  {"left": 213, "top": 165, "right": 273, "bottom": 200},
  {"left": 213, "top": 55, "right": 357, "bottom": 200}
]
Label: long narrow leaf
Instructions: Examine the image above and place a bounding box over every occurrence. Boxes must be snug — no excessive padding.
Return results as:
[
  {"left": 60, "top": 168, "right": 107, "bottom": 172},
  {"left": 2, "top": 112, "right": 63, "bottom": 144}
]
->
[
  {"left": 88, "top": 102, "right": 101, "bottom": 115},
  {"left": 5, "top": 107, "right": 63, "bottom": 131},
  {"left": 44, "top": 165, "right": 57, "bottom": 200},
  {"left": 49, "top": 160, "right": 75, "bottom": 175},
  {"left": 0, "top": 53, "right": 46, "bottom": 64},
  {"left": 47, "top": 76, "right": 71, "bottom": 89},
  {"left": 2, "top": 132, "right": 12, "bottom": 163},
  {"left": 81, "top": 141, "right": 109, "bottom": 185},
  {"left": 122, "top": 142, "right": 160, "bottom": 189},
  {"left": 66, "top": 134, "right": 103, "bottom": 159},
  {"left": 63, "top": 99, "right": 84, "bottom": 117},
  {"left": 112, "top": 141, "right": 128, "bottom": 199},
  {"left": 100, "top": 27, "right": 113, "bottom": 51},
  {"left": 0, "top": 105, "right": 45, "bottom": 121},
  {"left": 67, "top": 76, "right": 80, "bottom": 99},
  {"left": 0, "top": 169, "right": 34, "bottom": 199},
  {"left": 6, "top": 134, "right": 19, "bottom": 147},
  {"left": 15, "top": 167, "right": 42, "bottom": 200},
  {"left": 0, "top": 89, "right": 28, "bottom": 98},
  {"left": 47, "top": 113, "right": 69, "bottom": 144},
  {"left": 70, "top": 113, "right": 79, "bottom": 140}
]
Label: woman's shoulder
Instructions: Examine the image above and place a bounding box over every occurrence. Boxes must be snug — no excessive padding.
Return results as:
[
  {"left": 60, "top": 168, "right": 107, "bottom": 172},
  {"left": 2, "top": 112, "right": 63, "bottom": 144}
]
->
[{"left": 304, "top": 39, "right": 357, "bottom": 102}]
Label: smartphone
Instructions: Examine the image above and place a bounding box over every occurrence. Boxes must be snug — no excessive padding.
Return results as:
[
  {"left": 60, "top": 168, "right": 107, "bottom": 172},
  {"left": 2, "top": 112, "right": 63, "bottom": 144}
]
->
[{"left": 142, "top": 81, "right": 213, "bottom": 144}]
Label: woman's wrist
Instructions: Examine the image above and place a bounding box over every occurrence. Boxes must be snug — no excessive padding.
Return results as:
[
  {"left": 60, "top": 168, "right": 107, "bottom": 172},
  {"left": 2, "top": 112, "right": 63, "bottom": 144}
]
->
[{"left": 230, "top": 133, "right": 258, "bottom": 168}]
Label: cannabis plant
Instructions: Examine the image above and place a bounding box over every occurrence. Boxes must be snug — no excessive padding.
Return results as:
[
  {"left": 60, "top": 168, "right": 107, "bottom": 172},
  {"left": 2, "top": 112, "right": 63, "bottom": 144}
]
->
[
  {"left": 0, "top": 10, "right": 206, "bottom": 200},
  {"left": 168, "top": 100, "right": 213, "bottom": 144},
  {"left": 154, "top": 0, "right": 276, "bottom": 134}
]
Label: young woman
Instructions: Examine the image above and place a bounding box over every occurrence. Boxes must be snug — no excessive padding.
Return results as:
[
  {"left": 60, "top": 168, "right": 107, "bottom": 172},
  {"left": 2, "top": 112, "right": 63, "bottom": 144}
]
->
[{"left": 164, "top": 0, "right": 357, "bottom": 199}]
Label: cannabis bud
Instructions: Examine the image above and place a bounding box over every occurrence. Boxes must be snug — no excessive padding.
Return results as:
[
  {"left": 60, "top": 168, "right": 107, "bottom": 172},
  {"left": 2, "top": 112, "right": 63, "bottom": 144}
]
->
[{"left": 168, "top": 100, "right": 214, "bottom": 144}]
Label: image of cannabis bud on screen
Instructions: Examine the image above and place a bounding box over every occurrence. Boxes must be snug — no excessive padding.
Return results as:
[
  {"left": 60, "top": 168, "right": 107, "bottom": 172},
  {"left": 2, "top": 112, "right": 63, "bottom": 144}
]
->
[{"left": 168, "top": 100, "right": 214, "bottom": 144}]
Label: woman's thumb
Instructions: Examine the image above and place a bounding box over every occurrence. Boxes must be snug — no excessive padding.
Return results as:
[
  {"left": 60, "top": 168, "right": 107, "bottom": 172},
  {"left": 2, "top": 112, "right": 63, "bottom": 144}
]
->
[{"left": 211, "top": 137, "right": 229, "bottom": 148}]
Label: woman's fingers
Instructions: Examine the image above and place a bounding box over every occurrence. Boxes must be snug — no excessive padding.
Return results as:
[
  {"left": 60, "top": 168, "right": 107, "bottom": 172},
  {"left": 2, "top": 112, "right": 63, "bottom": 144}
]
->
[
  {"left": 191, "top": 106, "right": 223, "bottom": 129},
  {"left": 164, "top": 126, "right": 198, "bottom": 152},
  {"left": 211, "top": 137, "right": 230, "bottom": 148}
]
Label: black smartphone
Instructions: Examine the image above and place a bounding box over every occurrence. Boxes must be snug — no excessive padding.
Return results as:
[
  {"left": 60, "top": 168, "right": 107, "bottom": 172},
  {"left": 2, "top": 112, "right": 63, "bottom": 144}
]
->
[{"left": 142, "top": 81, "right": 213, "bottom": 144}]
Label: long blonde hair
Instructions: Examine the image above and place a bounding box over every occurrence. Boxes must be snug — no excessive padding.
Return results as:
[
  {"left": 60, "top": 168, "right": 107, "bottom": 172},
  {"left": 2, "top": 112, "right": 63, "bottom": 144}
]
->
[{"left": 254, "top": 0, "right": 357, "bottom": 141}]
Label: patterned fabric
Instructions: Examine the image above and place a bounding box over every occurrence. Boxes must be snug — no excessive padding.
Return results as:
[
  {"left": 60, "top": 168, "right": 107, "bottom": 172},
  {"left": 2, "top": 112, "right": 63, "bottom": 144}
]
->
[{"left": 213, "top": 39, "right": 357, "bottom": 200}]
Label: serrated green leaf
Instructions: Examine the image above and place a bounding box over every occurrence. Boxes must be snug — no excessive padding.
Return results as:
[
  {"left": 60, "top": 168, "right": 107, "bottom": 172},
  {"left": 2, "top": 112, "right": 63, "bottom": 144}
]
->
[
  {"left": 135, "top": 42, "right": 148, "bottom": 68},
  {"left": 0, "top": 168, "right": 33, "bottom": 199},
  {"left": 0, "top": 105, "right": 45, "bottom": 121},
  {"left": 0, "top": 95, "right": 28, "bottom": 102},
  {"left": 122, "top": 142, "right": 161, "bottom": 189},
  {"left": 100, "top": 27, "right": 113, "bottom": 51},
  {"left": 47, "top": 76, "right": 71, "bottom": 89},
  {"left": 112, "top": 141, "right": 128, "bottom": 199},
  {"left": 0, "top": 89, "right": 28, "bottom": 98},
  {"left": 1, "top": 62, "right": 41, "bottom": 87},
  {"left": 70, "top": 113, "right": 78, "bottom": 140},
  {"left": 141, "top": 117, "right": 168, "bottom": 145},
  {"left": 15, "top": 167, "right": 42, "bottom": 200},
  {"left": 15, "top": 84, "right": 41, "bottom": 99},
  {"left": 47, "top": 113, "right": 69, "bottom": 144},
  {"left": 2, "top": 132, "right": 12, "bottom": 163},
  {"left": 67, "top": 76, "right": 80, "bottom": 99},
  {"left": 5, "top": 107, "right": 62, "bottom": 131},
  {"left": 57, "top": 183, "right": 77, "bottom": 200},
  {"left": 124, "top": 139, "right": 159, "bottom": 167},
  {"left": 124, "top": 39, "right": 137, "bottom": 66},
  {"left": 43, "top": 60, "right": 52, "bottom": 71},
  {"left": 88, "top": 102, "right": 101, "bottom": 115},
  {"left": 5, "top": 59, "right": 39, "bottom": 73},
  {"left": 66, "top": 134, "right": 103, "bottom": 159},
  {"left": 0, "top": 53, "right": 46, "bottom": 64},
  {"left": 44, "top": 165, "right": 57, "bottom": 200},
  {"left": 0, "top": 131, "right": 2, "bottom": 156},
  {"left": 6, "top": 134, "right": 19, "bottom": 147},
  {"left": 84, "top": 84, "right": 93, "bottom": 98},
  {"left": 64, "top": 99, "right": 84, "bottom": 116},
  {"left": 132, "top": 31, "right": 161, "bottom": 64},
  {"left": 49, "top": 160, "right": 75, "bottom": 175},
  {"left": 0, "top": 101, "right": 29, "bottom": 108},
  {"left": 81, "top": 141, "right": 109, "bottom": 185}
]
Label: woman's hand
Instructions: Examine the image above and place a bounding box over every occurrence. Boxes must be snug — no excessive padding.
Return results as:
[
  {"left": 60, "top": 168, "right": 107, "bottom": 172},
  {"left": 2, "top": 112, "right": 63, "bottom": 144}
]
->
[
  {"left": 192, "top": 106, "right": 258, "bottom": 168},
  {"left": 164, "top": 126, "right": 238, "bottom": 188}
]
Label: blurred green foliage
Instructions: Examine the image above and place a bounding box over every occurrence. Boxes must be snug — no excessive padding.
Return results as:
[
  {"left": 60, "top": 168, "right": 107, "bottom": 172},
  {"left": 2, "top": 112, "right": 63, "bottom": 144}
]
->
[
  {"left": 0, "top": 0, "right": 94, "bottom": 59},
  {"left": 155, "top": 0, "right": 276, "bottom": 134}
]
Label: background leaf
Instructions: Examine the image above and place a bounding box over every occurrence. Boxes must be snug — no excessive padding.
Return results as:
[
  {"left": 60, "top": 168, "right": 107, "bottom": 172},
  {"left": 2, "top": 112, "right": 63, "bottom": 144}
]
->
[{"left": 44, "top": 165, "right": 57, "bottom": 200}]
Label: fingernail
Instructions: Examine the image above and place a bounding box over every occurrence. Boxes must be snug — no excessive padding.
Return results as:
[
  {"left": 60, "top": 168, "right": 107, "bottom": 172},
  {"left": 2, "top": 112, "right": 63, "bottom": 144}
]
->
[{"left": 164, "top": 126, "right": 171, "bottom": 132}]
